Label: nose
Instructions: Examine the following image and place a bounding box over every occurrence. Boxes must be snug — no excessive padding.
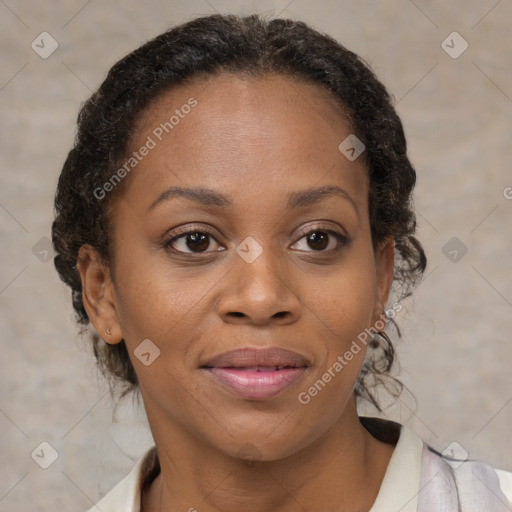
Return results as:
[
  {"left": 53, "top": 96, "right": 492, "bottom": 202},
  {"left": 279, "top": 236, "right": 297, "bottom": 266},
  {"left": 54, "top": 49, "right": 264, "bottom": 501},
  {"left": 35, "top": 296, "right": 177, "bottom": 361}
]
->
[{"left": 217, "top": 248, "right": 302, "bottom": 326}]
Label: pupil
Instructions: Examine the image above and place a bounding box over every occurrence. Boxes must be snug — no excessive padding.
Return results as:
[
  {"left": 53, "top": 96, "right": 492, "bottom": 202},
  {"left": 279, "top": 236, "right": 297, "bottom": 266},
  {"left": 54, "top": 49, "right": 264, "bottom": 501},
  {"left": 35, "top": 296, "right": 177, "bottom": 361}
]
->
[
  {"left": 308, "top": 232, "right": 328, "bottom": 250},
  {"left": 187, "top": 232, "right": 209, "bottom": 251}
]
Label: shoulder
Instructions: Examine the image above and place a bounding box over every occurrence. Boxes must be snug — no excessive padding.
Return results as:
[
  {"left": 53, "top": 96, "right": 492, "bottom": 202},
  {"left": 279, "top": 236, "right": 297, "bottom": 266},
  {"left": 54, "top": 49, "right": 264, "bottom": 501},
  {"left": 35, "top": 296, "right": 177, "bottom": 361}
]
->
[
  {"left": 85, "top": 446, "right": 159, "bottom": 512},
  {"left": 418, "top": 438, "right": 512, "bottom": 510},
  {"left": 360, "top": 415, "right": 512, "bottom": 511}
]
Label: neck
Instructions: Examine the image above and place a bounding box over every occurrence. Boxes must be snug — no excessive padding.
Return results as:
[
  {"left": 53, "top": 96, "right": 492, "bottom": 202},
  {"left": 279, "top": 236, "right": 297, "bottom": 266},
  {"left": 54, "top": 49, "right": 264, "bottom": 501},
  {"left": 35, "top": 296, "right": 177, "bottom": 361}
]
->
[{"left": 142, "top": 398, "right": 395, "bottom": 512}]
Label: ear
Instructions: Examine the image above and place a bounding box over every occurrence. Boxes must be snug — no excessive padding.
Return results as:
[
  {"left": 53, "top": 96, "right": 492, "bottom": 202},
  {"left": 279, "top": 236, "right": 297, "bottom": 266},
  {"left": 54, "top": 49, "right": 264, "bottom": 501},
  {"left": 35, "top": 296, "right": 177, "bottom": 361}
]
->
[
  {"left": 372, "top": 237, "right": 395, "bottom": 324},
  {"left": 76, "top": 244, "right": 122, "bottom": 345}
]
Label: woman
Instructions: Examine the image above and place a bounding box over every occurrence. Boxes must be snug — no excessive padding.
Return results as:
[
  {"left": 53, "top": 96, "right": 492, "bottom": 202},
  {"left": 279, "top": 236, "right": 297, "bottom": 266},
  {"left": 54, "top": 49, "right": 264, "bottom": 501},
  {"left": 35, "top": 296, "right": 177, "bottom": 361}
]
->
[{"left": 51, "top": 13, "right": 512, "bottom": 511}]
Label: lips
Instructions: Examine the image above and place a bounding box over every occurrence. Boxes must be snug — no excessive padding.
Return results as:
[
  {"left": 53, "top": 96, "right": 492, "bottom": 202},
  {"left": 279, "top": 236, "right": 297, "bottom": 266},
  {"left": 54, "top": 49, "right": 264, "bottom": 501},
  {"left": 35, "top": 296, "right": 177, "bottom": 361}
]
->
[
  {"left": 200, "top": 347, "right": 310, "bottom": 400},
  {"left": 201, "top": 347, "right": 311, "bottom": 370}
]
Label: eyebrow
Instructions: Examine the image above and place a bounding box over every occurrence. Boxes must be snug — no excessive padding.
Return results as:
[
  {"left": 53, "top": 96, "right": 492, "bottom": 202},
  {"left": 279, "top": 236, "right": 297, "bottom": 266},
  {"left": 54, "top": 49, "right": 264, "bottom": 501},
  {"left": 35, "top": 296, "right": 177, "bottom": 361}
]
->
[{"left": 147, "top": 185, "right": 358, "bottom": 214}]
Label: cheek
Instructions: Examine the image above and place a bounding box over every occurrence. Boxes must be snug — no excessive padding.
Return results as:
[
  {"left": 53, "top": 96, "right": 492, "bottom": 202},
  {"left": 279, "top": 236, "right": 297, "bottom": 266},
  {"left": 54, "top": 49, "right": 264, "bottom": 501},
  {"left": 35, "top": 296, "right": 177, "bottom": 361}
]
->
[
  {"left": 295, "top": 266, "right": 376, "bottom": 417},
  {"left": 290, "top": 277, "right": 375, "bottom": 451},
  {"left": 309, "top": 257, "right": 377, "bottom": 345},
  {"left": 111, "top": 243, "right": 212, "bottom": 354},
  {"left": 301, "top": 252, "right": 377, "bottom": 397}
]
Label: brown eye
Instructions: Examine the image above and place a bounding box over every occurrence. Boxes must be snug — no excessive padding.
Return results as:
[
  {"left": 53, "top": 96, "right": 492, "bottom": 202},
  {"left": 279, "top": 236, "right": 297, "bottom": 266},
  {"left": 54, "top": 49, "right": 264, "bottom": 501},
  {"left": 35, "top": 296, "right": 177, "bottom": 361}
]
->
[
  {"left": 184, "top": 232, "right": 210, "bottom": 252},
  {"left": 306, "top": 231, "right": 329, "bottom": 251},
  {"left": 291, "top": 229, "right": 348, "bottom": 253},
  {"left": 164, "top": 230, "right": 224, "bottom": 254}
]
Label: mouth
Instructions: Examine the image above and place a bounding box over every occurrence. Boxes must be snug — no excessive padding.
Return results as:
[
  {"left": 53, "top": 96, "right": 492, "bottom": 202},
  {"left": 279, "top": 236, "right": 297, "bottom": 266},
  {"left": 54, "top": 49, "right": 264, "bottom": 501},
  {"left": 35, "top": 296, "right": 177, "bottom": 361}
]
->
[{"left": 200, "top": 347, "right": 310, "bottom": 400}]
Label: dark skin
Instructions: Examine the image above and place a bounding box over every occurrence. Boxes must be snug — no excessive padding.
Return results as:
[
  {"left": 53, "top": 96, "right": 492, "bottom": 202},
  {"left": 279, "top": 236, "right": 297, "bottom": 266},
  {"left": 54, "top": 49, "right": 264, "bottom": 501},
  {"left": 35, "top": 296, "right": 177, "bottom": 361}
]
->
[{"left": 78, "top": 73, "right": 396, "bottom": 512}]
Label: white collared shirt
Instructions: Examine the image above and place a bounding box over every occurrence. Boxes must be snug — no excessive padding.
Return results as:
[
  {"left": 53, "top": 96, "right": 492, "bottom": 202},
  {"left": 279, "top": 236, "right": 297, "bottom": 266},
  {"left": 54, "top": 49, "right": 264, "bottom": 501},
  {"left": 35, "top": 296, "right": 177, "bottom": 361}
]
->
[{"left": 86, "top": 416, "right": 512, "bottom": 511}]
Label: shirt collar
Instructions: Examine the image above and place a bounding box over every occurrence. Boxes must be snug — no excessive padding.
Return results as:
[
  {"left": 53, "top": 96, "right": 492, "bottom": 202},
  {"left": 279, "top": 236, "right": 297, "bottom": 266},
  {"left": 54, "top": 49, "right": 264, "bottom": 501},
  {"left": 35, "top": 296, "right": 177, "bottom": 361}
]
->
[{"left": 359, "top": 415, "right": 424, "bottom": 512}]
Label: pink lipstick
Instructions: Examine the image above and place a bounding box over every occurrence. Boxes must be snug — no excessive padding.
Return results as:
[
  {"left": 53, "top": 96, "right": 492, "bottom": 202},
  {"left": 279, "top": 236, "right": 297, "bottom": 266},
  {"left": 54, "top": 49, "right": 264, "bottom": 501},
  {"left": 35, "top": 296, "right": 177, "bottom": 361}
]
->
[{"left": 201, "top": 347, "right": 310, "bottom": 400}]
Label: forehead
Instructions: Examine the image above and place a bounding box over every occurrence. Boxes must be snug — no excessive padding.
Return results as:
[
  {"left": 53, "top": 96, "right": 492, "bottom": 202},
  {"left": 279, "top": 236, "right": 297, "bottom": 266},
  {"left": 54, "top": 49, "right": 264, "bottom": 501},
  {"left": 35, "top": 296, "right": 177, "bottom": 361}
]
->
[
  {"left": 123, "top": 72, "right": 368, "bottom": 208},
  {"left": 137, "top": 71, "right": 351, "bottom": 129}
]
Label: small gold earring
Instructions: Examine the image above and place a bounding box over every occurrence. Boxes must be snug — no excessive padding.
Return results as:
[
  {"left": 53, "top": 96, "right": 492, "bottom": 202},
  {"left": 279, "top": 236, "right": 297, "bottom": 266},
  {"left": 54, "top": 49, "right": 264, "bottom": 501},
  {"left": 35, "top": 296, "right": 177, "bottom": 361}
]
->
[{"left": 105, "top": 328, "right": 111, "bottom": 335}]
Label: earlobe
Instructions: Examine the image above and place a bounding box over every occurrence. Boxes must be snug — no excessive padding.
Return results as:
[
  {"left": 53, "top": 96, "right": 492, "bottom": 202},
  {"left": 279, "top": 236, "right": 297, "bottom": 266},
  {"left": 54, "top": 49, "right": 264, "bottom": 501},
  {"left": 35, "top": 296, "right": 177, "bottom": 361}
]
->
[{"left": 76, "top": 244, "right": 123, "bottom": 345}]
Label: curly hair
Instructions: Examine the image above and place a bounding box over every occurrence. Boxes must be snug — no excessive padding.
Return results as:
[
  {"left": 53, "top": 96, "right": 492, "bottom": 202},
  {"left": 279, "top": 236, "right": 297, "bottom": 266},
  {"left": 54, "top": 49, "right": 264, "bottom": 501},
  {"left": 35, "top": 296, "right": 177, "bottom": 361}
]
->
[{"left": 52, "top": 13, "right": 426, "bottom": 409}]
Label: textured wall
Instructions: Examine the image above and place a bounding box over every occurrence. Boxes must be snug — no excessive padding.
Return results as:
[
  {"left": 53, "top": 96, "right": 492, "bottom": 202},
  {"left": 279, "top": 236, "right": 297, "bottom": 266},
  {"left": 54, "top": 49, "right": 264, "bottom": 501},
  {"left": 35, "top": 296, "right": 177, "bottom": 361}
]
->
[{"left": 1, "top": 1, "right": 511, "bottom": 510}]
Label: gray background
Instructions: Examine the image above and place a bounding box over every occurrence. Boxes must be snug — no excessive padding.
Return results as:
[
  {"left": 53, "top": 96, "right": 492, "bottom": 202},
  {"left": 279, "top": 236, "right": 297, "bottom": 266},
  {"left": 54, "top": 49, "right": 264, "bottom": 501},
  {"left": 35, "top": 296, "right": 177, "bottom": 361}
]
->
[{"left": 1, "top": 0, "right": 511, "bottom": 510}]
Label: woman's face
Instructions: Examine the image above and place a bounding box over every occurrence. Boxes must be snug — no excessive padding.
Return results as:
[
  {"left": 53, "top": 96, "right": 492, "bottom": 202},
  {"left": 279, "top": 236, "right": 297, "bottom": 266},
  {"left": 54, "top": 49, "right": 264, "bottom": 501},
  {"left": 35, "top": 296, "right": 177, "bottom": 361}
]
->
[{"left": 86, "top": 73, "right": 394, "bottom": 460}]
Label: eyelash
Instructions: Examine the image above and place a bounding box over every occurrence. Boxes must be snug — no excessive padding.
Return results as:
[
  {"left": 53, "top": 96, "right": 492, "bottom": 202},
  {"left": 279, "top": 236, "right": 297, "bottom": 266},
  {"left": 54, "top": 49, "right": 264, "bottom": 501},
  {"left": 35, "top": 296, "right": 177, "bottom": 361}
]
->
[{"left": 161, "top": 225, "right": 350, "bottom": 257}]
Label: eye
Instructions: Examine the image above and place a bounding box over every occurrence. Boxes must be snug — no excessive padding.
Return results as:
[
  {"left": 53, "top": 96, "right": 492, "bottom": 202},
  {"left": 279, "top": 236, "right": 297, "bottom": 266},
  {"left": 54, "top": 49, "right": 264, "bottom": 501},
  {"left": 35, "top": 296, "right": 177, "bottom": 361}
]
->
[
  {"left": 291, "top": 228, "right": 349, "bottom": 253},
  {"left": 164, "top": 229, "right": 225, "bottom": 254},
  {"left": 162, "top": 225, "right": 349, "bottom": 256}
]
